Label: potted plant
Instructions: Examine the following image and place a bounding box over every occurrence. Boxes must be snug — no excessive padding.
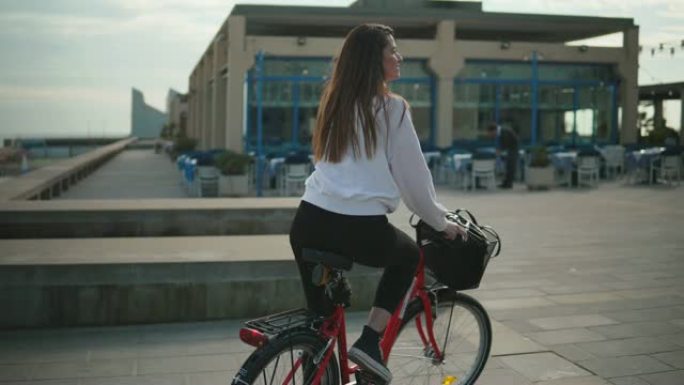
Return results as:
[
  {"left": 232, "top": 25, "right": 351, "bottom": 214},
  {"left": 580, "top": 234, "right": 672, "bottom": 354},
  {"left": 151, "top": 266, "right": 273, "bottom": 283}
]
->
[
  {"left": 214, "top": 150, "right": 253, "bottom": 196},
  {"left": 171, "top": 136, "right": 197, "bottom": 160},
  {"left": 525, "top": 146, "right": 554, "bottom": 190}
]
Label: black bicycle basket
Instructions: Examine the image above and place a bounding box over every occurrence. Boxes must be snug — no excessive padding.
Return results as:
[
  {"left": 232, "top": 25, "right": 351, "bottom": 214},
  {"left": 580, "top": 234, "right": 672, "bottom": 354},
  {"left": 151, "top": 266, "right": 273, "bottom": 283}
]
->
[{"left": 412, "top": 209, "right": 501, "bottom": 290}]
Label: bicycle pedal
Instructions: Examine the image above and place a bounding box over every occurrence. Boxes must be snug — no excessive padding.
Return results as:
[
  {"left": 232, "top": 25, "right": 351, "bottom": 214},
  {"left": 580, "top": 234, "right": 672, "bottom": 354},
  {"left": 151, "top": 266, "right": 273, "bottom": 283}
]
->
[{"left": 354, "top": 370, "right": 388, "bottom": 385}]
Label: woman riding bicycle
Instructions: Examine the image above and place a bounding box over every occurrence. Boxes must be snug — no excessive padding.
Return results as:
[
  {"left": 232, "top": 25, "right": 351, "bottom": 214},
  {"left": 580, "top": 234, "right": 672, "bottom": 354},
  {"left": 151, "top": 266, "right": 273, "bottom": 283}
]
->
[{"left": 289, "top": 23, "right": 466, "bottom": 384}]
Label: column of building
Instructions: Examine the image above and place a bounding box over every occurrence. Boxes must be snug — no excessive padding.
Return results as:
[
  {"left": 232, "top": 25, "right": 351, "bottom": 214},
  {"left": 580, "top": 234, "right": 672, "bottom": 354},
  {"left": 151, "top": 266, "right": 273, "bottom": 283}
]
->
[
  {"left": 619, "top": 26, "right": 639, "bottom": 144},
  {"left": 225, "top": 16, "right": 254, "bottom": 153},
  {"left": 214, "top": 31, "right": 227, "bottom": 150},
  {"left": 680, "top": 88, "right": 684, "bottom": 145},
  {"left": 428, "top": 20, "right": 464, "bottom": 148}
]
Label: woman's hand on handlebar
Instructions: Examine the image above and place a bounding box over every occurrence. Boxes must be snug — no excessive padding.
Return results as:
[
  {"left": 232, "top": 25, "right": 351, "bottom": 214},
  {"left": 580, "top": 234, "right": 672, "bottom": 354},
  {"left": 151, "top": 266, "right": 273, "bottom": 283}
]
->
[{"left": 443, "top": 221, "right": 468, "bottom": 241}]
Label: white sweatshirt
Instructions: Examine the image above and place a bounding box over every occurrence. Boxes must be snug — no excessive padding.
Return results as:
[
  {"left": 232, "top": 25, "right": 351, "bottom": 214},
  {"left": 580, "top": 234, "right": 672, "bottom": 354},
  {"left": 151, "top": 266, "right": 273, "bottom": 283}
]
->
[{"left": 302, "top": 94, "right": 449, "bottom": 231}]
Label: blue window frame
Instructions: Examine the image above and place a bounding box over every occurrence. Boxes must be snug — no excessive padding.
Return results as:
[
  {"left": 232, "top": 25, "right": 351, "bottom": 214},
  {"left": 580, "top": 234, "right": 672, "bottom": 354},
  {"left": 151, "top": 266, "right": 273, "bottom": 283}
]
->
[{"left": 453, "top": 57, "right": 619, "bottom": 147}]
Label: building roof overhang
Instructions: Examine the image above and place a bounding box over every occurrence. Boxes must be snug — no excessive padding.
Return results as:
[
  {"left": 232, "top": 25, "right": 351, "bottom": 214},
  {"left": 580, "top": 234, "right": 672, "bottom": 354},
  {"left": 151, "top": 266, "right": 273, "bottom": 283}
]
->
[
  {"left": 231, "top": 4, "right": 635, "bottom": 43},
  {"left": 639, "top": 82, "right": 684, "bottom": 101}
]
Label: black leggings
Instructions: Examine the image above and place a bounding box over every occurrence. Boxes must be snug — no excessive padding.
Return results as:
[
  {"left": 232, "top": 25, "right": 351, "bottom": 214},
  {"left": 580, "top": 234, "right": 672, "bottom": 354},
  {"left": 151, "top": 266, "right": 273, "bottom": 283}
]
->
[{"left": 289, "top": 200, "right": 419, "bottom": 316}]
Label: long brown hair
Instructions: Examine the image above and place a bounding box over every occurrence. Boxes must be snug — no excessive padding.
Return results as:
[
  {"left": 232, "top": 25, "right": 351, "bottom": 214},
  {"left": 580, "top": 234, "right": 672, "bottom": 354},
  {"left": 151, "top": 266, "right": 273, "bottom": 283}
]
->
[{"left": 313, "top": 24, "right": 394, "bottom": 163}]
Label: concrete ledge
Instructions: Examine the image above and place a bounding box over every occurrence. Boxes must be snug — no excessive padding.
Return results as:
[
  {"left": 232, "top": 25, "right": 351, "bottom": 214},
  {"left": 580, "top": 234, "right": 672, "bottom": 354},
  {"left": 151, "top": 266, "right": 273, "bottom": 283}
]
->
[
  {"left": 0, "top": 236, "right": 382, "bottom": 329},
  {"left": 0, "top": 137, "right": 137, "bottom": 201},
  {"left": 0, "top": 198, "right": 300, "bottom": 239}
]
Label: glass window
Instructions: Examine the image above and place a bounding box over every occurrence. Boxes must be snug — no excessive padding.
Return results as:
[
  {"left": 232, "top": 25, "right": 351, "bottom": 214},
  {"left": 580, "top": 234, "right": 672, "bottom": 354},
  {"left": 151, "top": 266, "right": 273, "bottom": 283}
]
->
[
  {"left": 247, "top": 58, "right": 330, "bottom": 153},
  {"left": 539, "top": 85, "right": 574, "bottom": 145},
  {"left": 260, "top": 58, "right": 332, "bottom": 77},
  {"left": 453, "top": 83, "right": 496, "bottom": 140},
  {"left": 391, "top": 61, "right": 434, "bottom": 143},
  {"left": 499, "top": 84, "right": 532, "bottom": 144},
  {"left": 539, "top": 63, "right": 617, "bottom": 83},
  {"left": 457, "top": 61, "right": 531, "bottom": 80}
]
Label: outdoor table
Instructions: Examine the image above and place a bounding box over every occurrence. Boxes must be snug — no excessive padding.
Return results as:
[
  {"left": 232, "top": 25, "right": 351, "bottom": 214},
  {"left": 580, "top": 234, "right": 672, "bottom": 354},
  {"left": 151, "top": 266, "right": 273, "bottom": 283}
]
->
[
  {"left": 422, "top": 151, "right": 441, "bottom": 162},
  {"left": 452, "top": 153, "right": 472, "bottom": 173},
  {"left": 550, "top": 151, "right": 577, "bottom": 186},
  {"left": 550, "top": 151, "right": 577, "bottom": 172},
  {"left": 625, "top": 147, "right": 665, "bottom": 184}
]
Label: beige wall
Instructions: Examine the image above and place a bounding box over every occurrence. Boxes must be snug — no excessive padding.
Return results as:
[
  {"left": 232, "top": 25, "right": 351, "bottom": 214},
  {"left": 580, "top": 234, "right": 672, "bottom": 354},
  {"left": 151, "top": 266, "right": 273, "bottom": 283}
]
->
[{"left": 187, "top": 17, "right": 638, "bottom": 152}]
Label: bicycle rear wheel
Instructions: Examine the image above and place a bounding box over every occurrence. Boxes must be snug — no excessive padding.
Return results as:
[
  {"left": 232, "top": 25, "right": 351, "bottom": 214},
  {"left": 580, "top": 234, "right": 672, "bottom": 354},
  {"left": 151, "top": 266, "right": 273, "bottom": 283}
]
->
[
  {"left": 387, "top": 290, "right": 491, "bottom": 385},
  {"left": 232, "top": 330, "right": 340, "bottom": 385}
]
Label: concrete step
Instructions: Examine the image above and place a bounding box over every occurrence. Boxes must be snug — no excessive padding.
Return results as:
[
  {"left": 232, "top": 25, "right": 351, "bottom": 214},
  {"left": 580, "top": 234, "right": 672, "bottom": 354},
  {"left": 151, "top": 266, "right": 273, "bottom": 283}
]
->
[
  {"left": 0, "top": 198, "right": 299, "bottom": 239},
  {"left": 0, "top": 235, "right": 382, "bottom": 329}
]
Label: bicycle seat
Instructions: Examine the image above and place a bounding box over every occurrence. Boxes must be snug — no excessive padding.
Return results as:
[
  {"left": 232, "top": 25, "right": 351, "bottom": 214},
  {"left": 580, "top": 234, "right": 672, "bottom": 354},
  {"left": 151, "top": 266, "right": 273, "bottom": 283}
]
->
[{"left": 302, "top": 248, "right": 353, "bottom": 271}]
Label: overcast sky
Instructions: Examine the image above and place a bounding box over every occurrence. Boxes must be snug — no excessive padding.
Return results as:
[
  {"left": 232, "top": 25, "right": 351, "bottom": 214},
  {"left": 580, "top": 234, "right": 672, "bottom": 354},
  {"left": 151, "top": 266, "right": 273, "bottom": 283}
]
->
[{"left": 0, "top": 0, "right": 682, "bottom": 139}]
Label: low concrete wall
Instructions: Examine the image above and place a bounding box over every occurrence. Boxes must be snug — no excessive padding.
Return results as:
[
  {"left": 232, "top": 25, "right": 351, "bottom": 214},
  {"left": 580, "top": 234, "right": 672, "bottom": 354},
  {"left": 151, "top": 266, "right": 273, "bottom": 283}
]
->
[
  {"left": 0, "top": 137, "right": 137, "bottom": 201},
  {"left": 0, "top": 260, "right": 381, "bottom": 329},
  {"left": 0, "top": 199, "right": 299, "bottom": 239}
]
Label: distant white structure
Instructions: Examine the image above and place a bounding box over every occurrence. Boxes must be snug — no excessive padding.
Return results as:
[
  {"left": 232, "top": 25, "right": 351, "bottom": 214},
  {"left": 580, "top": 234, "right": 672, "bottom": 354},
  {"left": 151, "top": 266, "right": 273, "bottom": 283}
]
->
[{"left": 131, "top": 88, "right": 167, "bottom": 139}]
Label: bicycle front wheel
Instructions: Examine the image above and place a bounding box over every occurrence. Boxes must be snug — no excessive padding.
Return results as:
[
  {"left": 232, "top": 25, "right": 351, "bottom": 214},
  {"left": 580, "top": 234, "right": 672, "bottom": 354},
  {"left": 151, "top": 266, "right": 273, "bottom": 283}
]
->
[
  {"left": 231, "top": 330, "right": 340, "bottom": 385},
  {"left": 387, "top": 290, "right": 492, "bottom": 385}
]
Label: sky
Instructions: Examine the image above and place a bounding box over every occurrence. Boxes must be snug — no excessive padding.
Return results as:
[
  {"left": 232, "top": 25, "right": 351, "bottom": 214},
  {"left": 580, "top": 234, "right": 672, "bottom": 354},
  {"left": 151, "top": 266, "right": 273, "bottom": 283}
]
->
[{"left": 0, "top": 0, "right": 682, "bottom": 139}]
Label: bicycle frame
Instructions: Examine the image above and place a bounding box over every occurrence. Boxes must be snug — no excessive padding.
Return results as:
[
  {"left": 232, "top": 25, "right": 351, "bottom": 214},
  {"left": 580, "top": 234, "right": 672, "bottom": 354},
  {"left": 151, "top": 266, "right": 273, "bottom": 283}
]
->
[{"left": 302, "top": 247, "right": 443, "bottom": 385}]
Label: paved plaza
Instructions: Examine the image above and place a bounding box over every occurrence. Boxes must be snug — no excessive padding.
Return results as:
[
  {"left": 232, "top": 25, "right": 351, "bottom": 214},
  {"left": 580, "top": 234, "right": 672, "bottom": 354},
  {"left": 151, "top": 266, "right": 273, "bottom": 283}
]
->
[{"left": 1, "top": 159, "right": 683, "bottom": 384}]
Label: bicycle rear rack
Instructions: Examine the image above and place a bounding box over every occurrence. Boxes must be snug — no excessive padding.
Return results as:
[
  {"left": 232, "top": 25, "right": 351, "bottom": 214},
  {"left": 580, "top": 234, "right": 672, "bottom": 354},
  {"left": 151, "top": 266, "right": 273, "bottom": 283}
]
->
[{"left": 244, "top": 308, "right": 319, "bottom": 336}]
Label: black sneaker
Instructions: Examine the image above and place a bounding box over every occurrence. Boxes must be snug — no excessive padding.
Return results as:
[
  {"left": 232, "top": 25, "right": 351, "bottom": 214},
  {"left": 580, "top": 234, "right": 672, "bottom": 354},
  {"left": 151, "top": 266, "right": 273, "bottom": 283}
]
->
[{"left": 348, "top": 326, "right": 392, "bottom": 383}]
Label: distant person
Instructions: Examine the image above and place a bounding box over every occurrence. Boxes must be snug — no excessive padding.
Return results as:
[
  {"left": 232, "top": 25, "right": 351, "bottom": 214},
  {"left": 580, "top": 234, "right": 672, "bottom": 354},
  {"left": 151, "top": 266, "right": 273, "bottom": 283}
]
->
[
  {"left": 486, "top": 122, "right": 519, "bottom": 189},
  {"left": 289, "top": 23, "right": 466, "bottom": 383}
]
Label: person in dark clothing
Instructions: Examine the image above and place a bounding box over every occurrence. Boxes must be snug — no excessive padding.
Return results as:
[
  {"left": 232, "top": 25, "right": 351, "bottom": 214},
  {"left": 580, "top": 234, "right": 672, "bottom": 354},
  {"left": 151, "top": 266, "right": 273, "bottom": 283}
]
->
[{"left": 486, "top": 122, "right": 519, "bottom": 189}]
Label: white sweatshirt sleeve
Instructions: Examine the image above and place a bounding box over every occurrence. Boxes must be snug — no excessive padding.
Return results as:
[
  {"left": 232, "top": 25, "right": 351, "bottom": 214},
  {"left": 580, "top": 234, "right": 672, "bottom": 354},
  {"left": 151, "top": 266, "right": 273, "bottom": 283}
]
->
[{"left": 387, "top": 99, "right": 449, "bottom": 231}]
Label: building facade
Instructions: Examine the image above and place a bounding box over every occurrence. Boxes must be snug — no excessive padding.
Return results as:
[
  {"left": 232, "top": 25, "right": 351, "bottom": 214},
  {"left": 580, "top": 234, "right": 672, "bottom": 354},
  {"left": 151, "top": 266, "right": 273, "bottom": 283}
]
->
[
  {"left": 187, "top": 0, "right": 639, "bottom": 153},
  {"left": 166, "top": 89, "right": 189, "bottom": 138}
]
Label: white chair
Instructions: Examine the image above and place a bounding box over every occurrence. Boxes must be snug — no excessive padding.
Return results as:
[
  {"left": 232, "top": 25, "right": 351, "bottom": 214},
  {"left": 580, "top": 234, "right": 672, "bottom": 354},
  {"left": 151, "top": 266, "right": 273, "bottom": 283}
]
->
[
  {"left": 470, "top": 159, "right": 496, "bottom": 190},
  {"left": 451, "top": 154, "right": 472, "bottom": 190},
  {"left": 577, "top": 156, "right": 600, "bottom": 188},
  {"left": 651, "top": 155, "right": 681, "bottom": 186},
  {"left": 281, "top": 163, "right": 310, "bottom": 196},
  {"left": 602, "top": 145, "right": 625, "bottom": 179}
]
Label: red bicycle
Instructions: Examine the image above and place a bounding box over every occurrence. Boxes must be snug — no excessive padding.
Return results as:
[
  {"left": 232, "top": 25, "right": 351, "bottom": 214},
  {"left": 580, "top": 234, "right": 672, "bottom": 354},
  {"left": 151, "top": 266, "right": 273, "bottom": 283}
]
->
[{"left": 232, "top": 219, "right": 496, "bottom": 385}]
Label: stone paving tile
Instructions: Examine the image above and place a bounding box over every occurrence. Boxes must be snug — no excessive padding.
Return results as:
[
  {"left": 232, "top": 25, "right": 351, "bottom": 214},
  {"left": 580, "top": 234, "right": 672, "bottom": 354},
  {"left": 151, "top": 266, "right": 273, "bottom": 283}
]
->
[
  {"left": 588, "top": 322, "right": 683, "bottom": 339},
  {"left": 185, "top": 370, "right": 234, "bottom": 385},
  {"left": 78, "top": 373, "right": 186, "bottom": 385},
  {"left": 529, "top": 315, "right": 618, "bottom": 330},
  {"left": 602, "top": 306, "right": 684, "bottom": 323},
  {"left": 577, "top": 356, "right": 672, "bottom": 378},
  {"left": 534, "top": 376, "right": 612, "bottom": 385},
  {"left": 501, "top": 319, "right": 544, "bottom": 333},
  {"left": 526, "top": 328, "right": 607, "bottom": 346},
  {"left": 472, "top": 288, "right": 547, "bottom": 300},
  {"left": 608, "top": 377, "right": 651, "bottom": 385},
  {"left": 491, "top": 305, "right": 585, "bottom": 322},
  {"left": 656, "top": 333, "right": 684, "bottom": 348},
  {"left": 475, "top": 367, "right": 533, "bottom": 385},
  {"left": 539, "top": 284, "right": 612, "bottom": 295},
  {"left": 574, "top": 337, "right": 681, "bottom": 358},
  {"left": 0, "top": 364, "right": 34, "bottom": 381},
  {"left": 137, "top": 354, "right": 243, "bottom": 375},
  {"left": 490, "top": 320, "right": 546, "bottom": 356},
  {"left": 478, "top": 278, "right": 557, "bottom": 290},
  {"left": 185, "top": 338, "right": 253, "bottom": 356},
  {"left": 651, "top": 350, "right": 684, "bottom": 369},
  {"left": 31, "top": 359, "right": 136, "bottom": 380},
  {"left": 637, "top": 370, "right": 684, "bottom": 385},
  {"left": 553, "top": 345, "right": 600, "bottom": 362},
  {"left": 0, "top": 349, "right": 89, "bottom": 364},
  {"left": 0, "top": 380, "right": 78, "bottom": 385},
  {"left": 547, "top": 292, "right": 630, "bottom": 305},
  {"left": 610, "top": 288, "right": 682, "bottom": 300},
  {"left": 481, "top": 297, "right": 556, "bottom": 311},
  {"left": 499, "top": 352, "right": 590, "bottom": 382}
]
